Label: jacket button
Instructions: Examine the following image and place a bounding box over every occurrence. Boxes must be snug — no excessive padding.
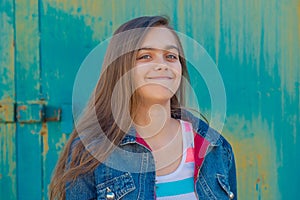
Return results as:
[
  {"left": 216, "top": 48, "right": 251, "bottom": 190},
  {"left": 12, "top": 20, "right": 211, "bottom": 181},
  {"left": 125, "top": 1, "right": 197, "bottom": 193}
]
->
[
  {"left": 106, "top": 187, "right": 115, "bottom": 200},
  {"left": 229, "top": 191, "right": 234, "bottom": 199}
]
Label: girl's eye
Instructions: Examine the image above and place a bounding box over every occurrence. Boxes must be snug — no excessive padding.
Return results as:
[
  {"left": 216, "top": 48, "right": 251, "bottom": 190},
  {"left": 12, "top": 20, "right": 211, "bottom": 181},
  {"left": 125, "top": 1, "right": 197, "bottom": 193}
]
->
[
  {"left": 137, "top": 55, "right": 151, "bottom": 60},
  {"left": 166, "top": 54, "right": 178, "bottom": 60}
]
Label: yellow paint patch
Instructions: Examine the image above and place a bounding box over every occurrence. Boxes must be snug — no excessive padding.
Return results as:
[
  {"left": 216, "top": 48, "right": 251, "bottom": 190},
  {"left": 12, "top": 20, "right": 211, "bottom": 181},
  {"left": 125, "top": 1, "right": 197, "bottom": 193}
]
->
[
  {"left": 223, "top": 114, "right": 279, "bottom": 199},
  {"left": 42, "top": 0, "right": 111, "bottom": 41},
  {"left": 40, "top": 123, "right": 49, "bottom": 158},
  {"left": 55, "top": 133, "right": 67, "bottom": 153},
  {"left": 0, "top": 103, "right": 14, "bottom": 122}
]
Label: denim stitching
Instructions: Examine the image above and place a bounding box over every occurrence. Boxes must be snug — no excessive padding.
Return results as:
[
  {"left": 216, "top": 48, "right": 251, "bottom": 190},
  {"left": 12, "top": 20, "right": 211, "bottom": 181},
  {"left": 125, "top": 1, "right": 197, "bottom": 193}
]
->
[{"left": 199, "top": 173, "right": 217, "bottom": 200}]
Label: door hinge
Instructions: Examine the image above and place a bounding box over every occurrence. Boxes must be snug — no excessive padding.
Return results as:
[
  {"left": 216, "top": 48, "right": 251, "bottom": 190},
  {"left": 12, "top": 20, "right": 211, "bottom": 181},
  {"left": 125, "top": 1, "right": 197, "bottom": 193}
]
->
[{"left": 0, "top": 102, "right": 61, "bottom": 123}]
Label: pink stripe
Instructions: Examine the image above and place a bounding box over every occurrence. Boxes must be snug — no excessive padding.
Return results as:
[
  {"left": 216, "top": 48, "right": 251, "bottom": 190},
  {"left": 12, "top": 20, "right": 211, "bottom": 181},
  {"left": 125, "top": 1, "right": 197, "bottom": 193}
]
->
[
  {"left": 136, "top": 132, "right": 152, "bottom": 150},
  {"left": 183, "top": 121, "right": 192, "bottom": 132},
  {"left": 193, "top": 131, "right": 210, "bottom": 182},
  {"left": 185, "top": 147, "right": 194, "bottom": 163}
]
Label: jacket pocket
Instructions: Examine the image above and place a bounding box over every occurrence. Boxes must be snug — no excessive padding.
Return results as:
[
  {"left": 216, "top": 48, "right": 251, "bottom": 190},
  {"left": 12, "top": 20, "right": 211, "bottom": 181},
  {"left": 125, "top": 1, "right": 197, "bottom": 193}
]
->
[
  {"left": 216, "top": 174, "right": 235, "bottom": 199},
  {"left": 96, "top": 172, "right": 136, "bottom": 200}
]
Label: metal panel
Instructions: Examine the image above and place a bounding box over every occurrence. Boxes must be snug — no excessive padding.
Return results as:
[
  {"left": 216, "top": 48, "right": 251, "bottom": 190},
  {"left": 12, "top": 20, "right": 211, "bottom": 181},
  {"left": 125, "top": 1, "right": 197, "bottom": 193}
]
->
[
  {"left": 0, "top": 0, "right": 17, "bottom": 199},
  {"left": 0, "top": 103, "right": 14, "bottom": 123},
  {"left": 14, "top": 0, "right": 42, "bottom": 199},
  {"left": 0, "top": 124, "right": 16, "bottom": 200},
  {"left": 16, "top": 104, "right": 44, "bottom": 123}
]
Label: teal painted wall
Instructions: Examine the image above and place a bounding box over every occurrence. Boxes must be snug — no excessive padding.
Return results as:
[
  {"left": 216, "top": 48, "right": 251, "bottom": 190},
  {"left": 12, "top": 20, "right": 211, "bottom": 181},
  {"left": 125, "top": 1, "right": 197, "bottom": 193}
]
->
[{"left": 0, "top": 0, "right": 299, "bottom": 199}]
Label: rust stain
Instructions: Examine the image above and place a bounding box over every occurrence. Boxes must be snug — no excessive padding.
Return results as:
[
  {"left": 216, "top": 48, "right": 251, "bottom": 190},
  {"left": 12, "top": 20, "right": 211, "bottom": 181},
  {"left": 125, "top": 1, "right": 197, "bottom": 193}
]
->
[
  {"left": 16, "top": 105, "right": 27, "bottom": 122},
  {"left": 256, "top": 178, "right": 260, "bottom": 184},
  {"left": 40, "top": 122, "right": 49, "bottom": 158},
  {"left": 17, "top": 105, "right": 27, "bottom": 111}
]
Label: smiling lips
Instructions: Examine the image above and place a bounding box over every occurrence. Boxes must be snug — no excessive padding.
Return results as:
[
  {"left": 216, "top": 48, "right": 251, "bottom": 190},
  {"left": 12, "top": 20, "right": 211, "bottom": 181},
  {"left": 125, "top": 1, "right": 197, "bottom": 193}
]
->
[{"left": 146, "top": 76, "right": 173, "bottom": 80}]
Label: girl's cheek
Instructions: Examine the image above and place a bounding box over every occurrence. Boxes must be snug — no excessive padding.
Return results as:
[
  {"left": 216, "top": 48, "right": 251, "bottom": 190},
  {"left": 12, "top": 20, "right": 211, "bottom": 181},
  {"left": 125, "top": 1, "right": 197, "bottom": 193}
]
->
[{"left": 174, "top": 64, "right": 182, "bottom": 75}]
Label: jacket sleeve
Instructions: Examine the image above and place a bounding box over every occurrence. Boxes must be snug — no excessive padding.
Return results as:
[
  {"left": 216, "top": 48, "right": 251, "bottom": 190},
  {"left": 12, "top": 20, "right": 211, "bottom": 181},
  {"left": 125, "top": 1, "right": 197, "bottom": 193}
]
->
[
  {"left": 65, "top": 172, "right": 97, "bottom": 200},
  {"left": 228, "top": 148, "right": 237, "bottom": 200}
]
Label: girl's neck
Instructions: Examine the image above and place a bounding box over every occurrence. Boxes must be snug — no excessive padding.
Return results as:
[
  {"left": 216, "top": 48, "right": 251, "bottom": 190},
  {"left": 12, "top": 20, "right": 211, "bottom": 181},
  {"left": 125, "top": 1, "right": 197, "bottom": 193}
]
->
[
  {"left": 135, "top": 100, "right": 170, "bottom": 125},
  {"left": 134, "top": 100, "right": 179, "bottom": 149}
]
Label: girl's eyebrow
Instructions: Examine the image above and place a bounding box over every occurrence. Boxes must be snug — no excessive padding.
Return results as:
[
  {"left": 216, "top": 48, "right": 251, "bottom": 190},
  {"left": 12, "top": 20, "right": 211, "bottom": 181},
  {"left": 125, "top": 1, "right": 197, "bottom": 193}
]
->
[{"left": 138, "top": 45, "right": 179, "bottom": 52}]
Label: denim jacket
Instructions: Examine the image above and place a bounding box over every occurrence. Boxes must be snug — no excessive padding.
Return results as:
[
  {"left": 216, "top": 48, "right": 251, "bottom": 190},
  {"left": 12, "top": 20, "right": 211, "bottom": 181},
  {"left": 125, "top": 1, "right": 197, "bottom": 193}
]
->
[{"left": 66, "top": 112, "right": 237, "bottom": 200}]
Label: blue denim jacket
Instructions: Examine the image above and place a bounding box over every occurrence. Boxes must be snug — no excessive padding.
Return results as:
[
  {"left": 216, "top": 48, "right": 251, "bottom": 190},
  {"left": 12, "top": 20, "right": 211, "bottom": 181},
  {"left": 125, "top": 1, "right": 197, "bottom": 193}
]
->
[{"left": 66, "top": 113, "right": 237, "bottom": 200}]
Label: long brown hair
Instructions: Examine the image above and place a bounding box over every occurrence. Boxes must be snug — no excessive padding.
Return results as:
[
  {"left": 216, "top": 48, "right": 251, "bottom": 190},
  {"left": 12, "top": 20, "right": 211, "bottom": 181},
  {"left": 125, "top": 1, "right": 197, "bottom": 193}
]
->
[{"left": 49, "top": 15, "right": 190, "bottom": 199}]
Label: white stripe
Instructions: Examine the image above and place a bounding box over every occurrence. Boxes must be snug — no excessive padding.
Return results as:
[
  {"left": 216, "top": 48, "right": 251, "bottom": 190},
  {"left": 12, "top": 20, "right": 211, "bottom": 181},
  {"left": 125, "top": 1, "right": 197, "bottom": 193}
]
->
[{"left": 157, "top": 192, "right": 197, "bottom": 200}]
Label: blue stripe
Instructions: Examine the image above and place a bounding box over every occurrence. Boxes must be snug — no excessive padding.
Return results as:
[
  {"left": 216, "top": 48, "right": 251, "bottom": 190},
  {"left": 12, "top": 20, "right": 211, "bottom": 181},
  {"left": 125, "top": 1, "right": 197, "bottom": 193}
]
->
[{"left": 156, "top": 177, "right": 194, "bottom": 197}]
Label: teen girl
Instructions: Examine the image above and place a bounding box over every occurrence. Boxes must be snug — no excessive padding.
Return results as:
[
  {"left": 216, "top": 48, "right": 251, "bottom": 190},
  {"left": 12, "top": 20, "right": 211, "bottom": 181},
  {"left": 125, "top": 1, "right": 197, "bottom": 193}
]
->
[{"left": 49, "top": 15, "right": 237, "bottom": 200}]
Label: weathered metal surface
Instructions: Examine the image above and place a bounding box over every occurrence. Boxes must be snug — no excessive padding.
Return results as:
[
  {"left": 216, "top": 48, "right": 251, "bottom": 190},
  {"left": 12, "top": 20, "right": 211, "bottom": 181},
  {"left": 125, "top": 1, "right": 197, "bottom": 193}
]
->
[
  {"left": 16, "top": 104, "right": 44, "bottom": 123},
  {"left": 0, "top": 124, "right": 16, "bottom": 200},
  {"left": 14, "top": 0, "right": 42, "bottom": 198},
  {"left": 0, "top": 0, "right": 16, "bottom": 199},
  {"left": 15, "top": 103, "right": 62, "bottom": 123},
  {"left": 0, "top": 0, "right": 15, "bottom": 103},
  {"left": 0, "top": 0, "right": 299, "bottom": 199},
  {"left": 0, "top": 103, "right": 14, "bottom": 123}
]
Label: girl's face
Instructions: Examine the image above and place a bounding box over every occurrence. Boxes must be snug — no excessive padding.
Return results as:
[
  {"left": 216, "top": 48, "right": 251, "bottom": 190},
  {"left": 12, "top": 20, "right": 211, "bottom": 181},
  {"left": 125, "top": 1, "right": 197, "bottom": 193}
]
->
[{"left": 134, "top": 27, "right": 182, "bottom": 104}]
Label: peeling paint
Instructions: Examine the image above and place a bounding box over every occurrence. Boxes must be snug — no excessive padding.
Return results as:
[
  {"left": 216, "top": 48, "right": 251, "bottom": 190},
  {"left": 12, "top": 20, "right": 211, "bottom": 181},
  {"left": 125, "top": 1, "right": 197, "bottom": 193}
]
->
[
  {"left": 0, "top": 9, "right": 15, "bottom": 101},
  {"left": 15, "top": 0, "right": 41, "bottom": 102},
  {"left": 41, "top": 122, "right": 49, "bottom": 158},
  {"left": 224, "top": 114, "right": 279, "bottom": 199},
  {"left": 0, "top": 103, "right": 14, "bottom": 122},
  {"left": 41, "top": 0, "right": 111, "bottom": 41},
  {"left": 221, "top": 0, "right": 300, "bottom": 99},
  {"left": 55, "top": 133, "right": 67, "bottom": 152},
  {"left": 0, "top": 124, "right": 17, "bottom": 198}
]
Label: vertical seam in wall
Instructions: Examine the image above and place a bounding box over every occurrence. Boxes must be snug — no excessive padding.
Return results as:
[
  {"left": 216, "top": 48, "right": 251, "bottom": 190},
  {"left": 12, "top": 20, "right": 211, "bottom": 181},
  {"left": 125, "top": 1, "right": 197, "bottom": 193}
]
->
[
  {"left": 37, "top": 0, "right": 45, "bottom": 199},
  {"left": 38, "top": 0, "right": 43, "bottom": 101},
  {"left": 12, "top": 0, "right": 18, "bottom": 199}
]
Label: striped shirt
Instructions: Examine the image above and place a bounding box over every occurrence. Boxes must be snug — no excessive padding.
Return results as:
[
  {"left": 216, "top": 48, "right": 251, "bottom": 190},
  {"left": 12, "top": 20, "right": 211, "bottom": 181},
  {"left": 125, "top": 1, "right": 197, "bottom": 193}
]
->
[{"left": 155, "top": 120, "right": 197, "bottom": 200}]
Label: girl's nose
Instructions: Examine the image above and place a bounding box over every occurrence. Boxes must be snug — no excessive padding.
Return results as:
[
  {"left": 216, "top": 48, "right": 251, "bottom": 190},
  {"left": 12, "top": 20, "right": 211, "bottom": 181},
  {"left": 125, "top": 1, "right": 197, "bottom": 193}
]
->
[{"left": 154, "top": 64, "right": 168, "bottom": 71}]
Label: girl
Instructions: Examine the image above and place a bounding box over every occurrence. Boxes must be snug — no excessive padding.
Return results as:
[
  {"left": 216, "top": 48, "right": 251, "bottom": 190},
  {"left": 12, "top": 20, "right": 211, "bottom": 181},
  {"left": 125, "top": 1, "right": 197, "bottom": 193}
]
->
[{"left": 49, "top": 15, "right": 237, "bottom": 200}]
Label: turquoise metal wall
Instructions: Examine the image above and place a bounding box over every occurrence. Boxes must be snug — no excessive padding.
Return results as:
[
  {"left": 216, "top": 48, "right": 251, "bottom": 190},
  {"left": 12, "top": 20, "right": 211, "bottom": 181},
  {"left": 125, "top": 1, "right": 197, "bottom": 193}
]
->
[{"left": 0, "top": 0, "right": 299, "bottom": 199}]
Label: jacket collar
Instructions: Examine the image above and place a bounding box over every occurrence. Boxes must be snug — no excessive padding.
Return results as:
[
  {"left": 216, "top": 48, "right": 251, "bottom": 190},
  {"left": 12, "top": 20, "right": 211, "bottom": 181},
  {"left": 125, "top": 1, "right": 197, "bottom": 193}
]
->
[
  {"left": 181, "top": 110, "right": 223, "bottom": 146},
  {"left": 119, "top": 126, "right": 137, "bottom": 146},
  {"left": 119, "top": 109, "right": 222, "bottom": 147}
]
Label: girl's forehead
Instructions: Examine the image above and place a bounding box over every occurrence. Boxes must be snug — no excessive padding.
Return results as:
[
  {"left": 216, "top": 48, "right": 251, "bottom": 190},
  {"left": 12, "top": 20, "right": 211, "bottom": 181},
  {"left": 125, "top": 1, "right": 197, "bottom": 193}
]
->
[{"left": 140, "top": 27, "right": 179, "bottom": 50}]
